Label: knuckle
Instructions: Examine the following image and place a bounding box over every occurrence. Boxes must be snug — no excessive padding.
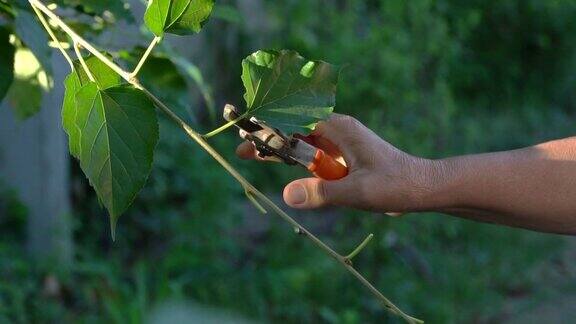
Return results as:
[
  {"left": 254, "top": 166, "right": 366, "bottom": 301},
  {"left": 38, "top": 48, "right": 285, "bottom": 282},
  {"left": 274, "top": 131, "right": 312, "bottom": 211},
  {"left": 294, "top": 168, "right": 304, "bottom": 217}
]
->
[
  {"left": 330, "top": 114, "right": 361, "bottom": 129},
  {"left": 315, "top": 180, "right": 331, "bottom": 205},
  {"left": 348, "top": 116, "right": 363, "bottom": 129},
  {"left": 313, "top": 120, "right": 328, "bottom": 135}
]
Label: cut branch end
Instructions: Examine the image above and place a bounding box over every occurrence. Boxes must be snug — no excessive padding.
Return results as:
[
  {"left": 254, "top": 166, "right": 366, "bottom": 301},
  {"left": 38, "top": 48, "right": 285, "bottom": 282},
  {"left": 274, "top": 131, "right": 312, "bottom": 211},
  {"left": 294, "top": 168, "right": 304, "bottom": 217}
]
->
[{"left": 344, "top": 233, "right": 374, "bottom": 264}]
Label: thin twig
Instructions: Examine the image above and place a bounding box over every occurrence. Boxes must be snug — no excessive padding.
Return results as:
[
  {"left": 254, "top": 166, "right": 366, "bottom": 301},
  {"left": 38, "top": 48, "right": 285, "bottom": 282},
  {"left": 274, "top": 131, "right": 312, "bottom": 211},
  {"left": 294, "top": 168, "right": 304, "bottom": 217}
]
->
[
  {"left": 345, "top": 233, "right": 374, "bottom": 262},
  {"left": 73, "top": 42, "right": 94, "bottom": 82},
  {"left": 27, "top": 1, "right": 423, "bottom": 323},
  {"left": 130, "top": 36, "right": 161, "bottom": 79},
  {"left": 30, "top": 4, "right": 74, "bottom": 70},
  {"left": 29, "top": 0, "right": 130, "bottom": 80},
  {"left": 203, "top": 113, "right": 248, "bottom": 138}
]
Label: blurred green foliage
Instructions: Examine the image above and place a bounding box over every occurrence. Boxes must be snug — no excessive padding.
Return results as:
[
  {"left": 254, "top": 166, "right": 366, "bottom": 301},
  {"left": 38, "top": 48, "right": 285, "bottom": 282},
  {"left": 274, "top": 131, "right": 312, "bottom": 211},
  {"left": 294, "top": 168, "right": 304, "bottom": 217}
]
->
[{"left": 1, "top": 0, "right": 576, "bottom": 323}]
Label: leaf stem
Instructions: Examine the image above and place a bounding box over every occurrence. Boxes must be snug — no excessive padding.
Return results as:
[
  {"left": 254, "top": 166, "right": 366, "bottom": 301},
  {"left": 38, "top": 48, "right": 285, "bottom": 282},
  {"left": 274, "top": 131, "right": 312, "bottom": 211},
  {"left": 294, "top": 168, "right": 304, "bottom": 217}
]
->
[
  {"left": 345, "top": 233, "right": 374, "bottom": 262},
  {"left": 30, "top": 4, "right": 74, "bottom": 70},
  {"left": 29, "top": 0, "right": 131, "bottom": 81},
  {"left": 203, "top": 113, "right": 248, "bottom": 138},
  {"left": 130, "top": 36, "right": 162, "bottom": 79},
  {"left": 73, "top": 42, "right": 95, "bottom": 82},
  {"left": 27, "top": 1, "right": 423, "bottom": 323}
]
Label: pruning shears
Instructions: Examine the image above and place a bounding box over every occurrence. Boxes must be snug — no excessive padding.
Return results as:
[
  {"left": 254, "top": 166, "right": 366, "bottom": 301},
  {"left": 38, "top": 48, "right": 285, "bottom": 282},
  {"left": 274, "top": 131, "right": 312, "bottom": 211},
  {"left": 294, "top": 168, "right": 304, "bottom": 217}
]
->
[{"left": 224, "top": 104, "right": 348, "bottom": 180}]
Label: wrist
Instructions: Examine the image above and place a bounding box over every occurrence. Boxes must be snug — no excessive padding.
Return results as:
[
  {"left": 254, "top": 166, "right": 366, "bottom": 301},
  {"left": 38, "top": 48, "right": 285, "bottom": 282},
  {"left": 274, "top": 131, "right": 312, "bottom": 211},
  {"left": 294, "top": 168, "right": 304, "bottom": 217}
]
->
[{"left": 411, "top": 157, "right": 461, "bottom": 211}]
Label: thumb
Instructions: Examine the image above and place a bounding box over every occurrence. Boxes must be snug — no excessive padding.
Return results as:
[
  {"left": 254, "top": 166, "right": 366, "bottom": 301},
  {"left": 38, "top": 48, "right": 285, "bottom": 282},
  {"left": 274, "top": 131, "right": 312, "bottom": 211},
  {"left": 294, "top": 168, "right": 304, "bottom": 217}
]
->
[{"left": 283, "top": 178, "right": 349, "bottom": 209}]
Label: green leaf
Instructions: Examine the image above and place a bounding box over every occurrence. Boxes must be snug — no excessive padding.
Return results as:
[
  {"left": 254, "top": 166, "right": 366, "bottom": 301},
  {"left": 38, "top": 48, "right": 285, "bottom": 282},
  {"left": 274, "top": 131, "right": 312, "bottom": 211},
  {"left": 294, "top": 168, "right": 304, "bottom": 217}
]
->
[
  {"left": 0, "top": 27, "right": 14, "bottom": 102},
  {"left": 62, "top": 71, "right": 83, "bottom": 158},
  {"left": 165, "top": 0, "right": 214, "bottom": 35},
  {"left": 0, "top": 1, "right": 14, "bottom": 16},
  {"left": 241, "top": 50, "right": 340, "bottom": 135},
  {"left": 6, "top": 47, "right": 51, "bottom": 120},
  {"left": 144, "top": 0, "right": 170, "bottom": 36},
  {"left": 73, "top": 55, "right": 122, "bottom": 90},
  {"left": 13, "top": 8, "right": 52, "bottom": 76},
  {"left": 63, "top": 55, "right": 122, "bottom": 158},
  {"left": 73, "top": 84, "right": 159, "bottom": 238},
  {"left": 7, "top": 77, "right": 43, "bottom": 120},
  {"left": 144, "top": 0, "right": 214, "bottom": 36}
]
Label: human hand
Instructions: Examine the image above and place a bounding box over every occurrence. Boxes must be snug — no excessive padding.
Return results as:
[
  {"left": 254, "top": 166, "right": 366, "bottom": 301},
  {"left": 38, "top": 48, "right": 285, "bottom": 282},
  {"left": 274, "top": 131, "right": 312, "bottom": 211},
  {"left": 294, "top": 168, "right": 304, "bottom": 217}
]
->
[{"left": 236, "top": 114, "right": 439, "bottom": 213}]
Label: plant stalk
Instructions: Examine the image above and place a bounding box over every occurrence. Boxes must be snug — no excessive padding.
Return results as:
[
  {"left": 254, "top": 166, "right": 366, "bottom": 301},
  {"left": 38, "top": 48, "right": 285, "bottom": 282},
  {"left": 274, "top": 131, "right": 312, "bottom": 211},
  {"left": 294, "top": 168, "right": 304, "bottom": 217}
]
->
[
  {"left": 73, "top": 42, "right": 95, "bottom": 82},
  {"left": 28, "top": 1, "right": 423, "bottom": 322},
  {"left": 130, "top": 36, "right": 161, "bottom": 79},
  {"left": 29, "top": 4, "right": 74, "bottom": 69},
  {"left": 29, "top": 0, "right": 130, "bottom": 80},
  {"left": 203, "top": 113, "right": 248, "bottom": 138},
  {"left": 345, "top": 233, "right": 374, "bottom": 262}
]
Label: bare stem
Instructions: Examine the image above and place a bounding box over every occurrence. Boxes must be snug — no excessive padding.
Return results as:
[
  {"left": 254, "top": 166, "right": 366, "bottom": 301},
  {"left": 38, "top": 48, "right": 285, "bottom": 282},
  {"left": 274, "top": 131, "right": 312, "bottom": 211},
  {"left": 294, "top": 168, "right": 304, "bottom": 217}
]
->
[
  {"left": 27, "top": 1, "right": 423, "bottom": 323},
  {"left": 130, "top": 36, "right": 161, "bottom": 79},
  {"left": 345, "top": 233, "right": 374, "bottom": 262},
  {"left": 30, "top": 4, "right": 74, "bottom": 70},
  {"left": 203, "top": 113, "right": 248, "bottom": 138},
  {"left": 73, "top": 42, "right": 95, "bottom": 82}
]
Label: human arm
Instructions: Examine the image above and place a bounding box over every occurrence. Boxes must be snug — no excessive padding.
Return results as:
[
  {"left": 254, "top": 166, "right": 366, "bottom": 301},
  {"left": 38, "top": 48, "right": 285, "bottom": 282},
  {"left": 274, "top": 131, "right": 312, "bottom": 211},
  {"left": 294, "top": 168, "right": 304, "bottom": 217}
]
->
[{"left": 237, "top": 114, "right": 576, "bottom": 235}]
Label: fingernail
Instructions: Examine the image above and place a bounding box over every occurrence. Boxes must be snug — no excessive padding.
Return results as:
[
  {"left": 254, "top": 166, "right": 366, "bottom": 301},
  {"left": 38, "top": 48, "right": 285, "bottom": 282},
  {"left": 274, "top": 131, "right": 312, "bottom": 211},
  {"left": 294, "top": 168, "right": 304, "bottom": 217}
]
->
[{"left": 288, "top": 184, "right": 307, "bottom": 205}]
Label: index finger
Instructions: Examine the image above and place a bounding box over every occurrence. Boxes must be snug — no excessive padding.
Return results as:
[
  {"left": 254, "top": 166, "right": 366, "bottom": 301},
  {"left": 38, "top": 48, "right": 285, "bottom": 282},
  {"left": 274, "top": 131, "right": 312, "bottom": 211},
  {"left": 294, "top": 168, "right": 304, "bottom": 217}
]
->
[
  {"left": 235, "top": 140, "right": 281, "bottom": 162},
  {"left": 236, "top": 141, "right": 257, "bottom": 160}
]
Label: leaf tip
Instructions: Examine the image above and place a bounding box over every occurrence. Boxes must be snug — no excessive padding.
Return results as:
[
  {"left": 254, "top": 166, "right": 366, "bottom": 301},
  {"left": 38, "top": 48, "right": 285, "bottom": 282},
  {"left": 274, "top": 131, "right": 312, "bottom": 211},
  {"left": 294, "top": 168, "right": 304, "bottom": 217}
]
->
[{"left": 110, "top": 218, "right": 117, "bottom": 242}]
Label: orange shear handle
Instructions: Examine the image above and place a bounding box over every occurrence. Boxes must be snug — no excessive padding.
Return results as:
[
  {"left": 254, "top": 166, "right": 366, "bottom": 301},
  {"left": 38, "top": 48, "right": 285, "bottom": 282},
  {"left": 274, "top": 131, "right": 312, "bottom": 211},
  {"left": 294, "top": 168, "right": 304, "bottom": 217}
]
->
[{"left": 307, "top": 149, "right": 348, "bottom": 180}]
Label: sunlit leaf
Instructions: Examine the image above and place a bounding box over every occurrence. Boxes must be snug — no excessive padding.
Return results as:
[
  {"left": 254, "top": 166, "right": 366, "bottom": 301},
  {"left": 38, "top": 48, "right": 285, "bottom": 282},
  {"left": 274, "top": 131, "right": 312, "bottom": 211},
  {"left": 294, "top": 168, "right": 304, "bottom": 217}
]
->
[
  {"left": 72, "top": 83, "right": 158, "bottom": 238},
  {"left": 241, "top": 50, "right": 340, "bottom": 135},
  {"left": 144, "top": 0, "right": 214, "bottom": 36},
  {"left": 144, "top": 0, "right": 170, "bottom": 36},
  {"left": 0, "top": 26, "right": 14, "bottom": 102},
  {"left": 165, "top": 0, "right": 214, "bottom": 35},
  {"left": 62, "top": 71, "right": 82, "bottom": 158},
  {"left": 6, "top": 47, "right": 51, "bottom": 120},
  {"left": 63, "top": 55, "right": 123, "bottom": 157},
  {"left": 73, "top": 55, "right": 122, "bottom": 90}
]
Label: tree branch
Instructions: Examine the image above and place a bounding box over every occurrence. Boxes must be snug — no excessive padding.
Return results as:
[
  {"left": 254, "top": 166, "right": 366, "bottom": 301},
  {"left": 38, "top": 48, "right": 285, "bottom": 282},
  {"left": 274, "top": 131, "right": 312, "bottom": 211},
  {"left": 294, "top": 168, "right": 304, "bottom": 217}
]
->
[
  {"left": 245, "top": 189, "right": 267, "bottom": 214},
  {"left": 29, "top": 0, "right": 130, "bottom": 80},
  {"left": 27, "top": 1, "right": 423, "bottom": 323}
]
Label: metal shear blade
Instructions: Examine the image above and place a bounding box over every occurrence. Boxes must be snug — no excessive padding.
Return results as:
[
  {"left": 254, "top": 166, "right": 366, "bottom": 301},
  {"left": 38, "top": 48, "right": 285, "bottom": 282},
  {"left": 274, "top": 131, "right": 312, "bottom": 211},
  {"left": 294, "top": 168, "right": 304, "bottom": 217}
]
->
[{"left": 223, "top": 104, "right": 298, "bottom": 165}]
